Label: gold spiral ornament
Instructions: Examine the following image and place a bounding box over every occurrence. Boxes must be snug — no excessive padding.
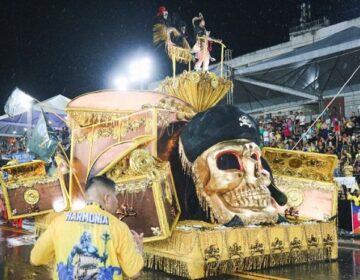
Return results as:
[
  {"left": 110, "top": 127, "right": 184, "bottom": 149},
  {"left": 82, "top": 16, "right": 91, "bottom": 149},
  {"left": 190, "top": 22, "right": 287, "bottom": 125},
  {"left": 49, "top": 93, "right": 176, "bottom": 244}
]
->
[
  {"left": 24, "top": 189, "right": 40, "bottom": 205},
  {"left": 129, "top": 149, "right": 155, "bottom": 175},
  {"left": 285, "top": 188, "right": 304, "bottom": 208},
  {"left": 189, "top": 72, "right": 201, "bottom": 83}
]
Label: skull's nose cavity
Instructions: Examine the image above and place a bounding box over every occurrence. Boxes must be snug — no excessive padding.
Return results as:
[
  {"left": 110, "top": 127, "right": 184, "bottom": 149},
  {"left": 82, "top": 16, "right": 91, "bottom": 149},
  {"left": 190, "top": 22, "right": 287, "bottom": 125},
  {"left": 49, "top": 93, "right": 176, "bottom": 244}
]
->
[{"left": 254, "top": 162, "right": 261, "bottom": 178}]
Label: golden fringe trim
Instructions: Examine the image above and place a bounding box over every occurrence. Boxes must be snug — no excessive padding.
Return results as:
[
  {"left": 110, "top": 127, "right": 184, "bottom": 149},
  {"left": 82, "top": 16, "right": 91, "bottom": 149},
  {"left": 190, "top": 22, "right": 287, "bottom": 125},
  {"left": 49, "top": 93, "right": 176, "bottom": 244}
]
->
[
  {"left": 144, "top": 253, "right": 190, "bottom": 278},
  {"left": 206, "top": 249, "right": 330, "bottom": 277},
  {"left": 167, "top": 45, "right": 193, "bottom": 64},
  {"left": 178, "top": 140, "right": 218, "bottom": 222},
  {"left": 145, "top": 247, "right": 335, "bottom": 279},
  {"left": 178, "top": 139, "right": 217, "bottom": 222},
  {"left": 178, "top": 138, "right": 193, "bottom": 174}
]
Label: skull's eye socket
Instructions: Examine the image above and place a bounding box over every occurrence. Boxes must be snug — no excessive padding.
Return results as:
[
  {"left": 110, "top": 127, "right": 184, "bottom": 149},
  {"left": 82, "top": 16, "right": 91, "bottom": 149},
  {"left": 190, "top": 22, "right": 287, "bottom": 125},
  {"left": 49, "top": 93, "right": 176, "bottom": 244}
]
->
[
  {"left": 216, "top": 152, "right": 241, "bottom": 171},
  {"left": 250, "top": 153, "right": 259, "bottom": 161}
]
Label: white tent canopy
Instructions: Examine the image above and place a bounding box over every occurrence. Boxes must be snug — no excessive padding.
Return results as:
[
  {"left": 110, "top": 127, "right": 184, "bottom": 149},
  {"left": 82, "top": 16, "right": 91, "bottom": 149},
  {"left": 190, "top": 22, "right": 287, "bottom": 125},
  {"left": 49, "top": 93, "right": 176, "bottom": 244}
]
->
[{"left": 0, "top": 94, "right": 70, "bottom": 137}]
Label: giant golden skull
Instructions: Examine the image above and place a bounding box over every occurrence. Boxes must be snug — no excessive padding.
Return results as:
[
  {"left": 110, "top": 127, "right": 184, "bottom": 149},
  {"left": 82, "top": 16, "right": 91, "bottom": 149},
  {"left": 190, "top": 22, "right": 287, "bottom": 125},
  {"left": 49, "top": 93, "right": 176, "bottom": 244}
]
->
[{"left": 192, "top": 140, "right": 278, "bottom": 225}]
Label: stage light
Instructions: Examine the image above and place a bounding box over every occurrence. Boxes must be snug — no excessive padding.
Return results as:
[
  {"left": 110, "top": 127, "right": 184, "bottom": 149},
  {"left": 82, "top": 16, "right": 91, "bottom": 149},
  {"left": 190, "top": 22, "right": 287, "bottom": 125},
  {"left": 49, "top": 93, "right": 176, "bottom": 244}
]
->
[
  {"left": 113, "top": 76, "right": 128, "bottom": 90},
  {"left": 109, "top": 55, "right": 153, "bottom": 90},
  {"left": 129, "top": 57, "right": 152, "bottom": 82}
]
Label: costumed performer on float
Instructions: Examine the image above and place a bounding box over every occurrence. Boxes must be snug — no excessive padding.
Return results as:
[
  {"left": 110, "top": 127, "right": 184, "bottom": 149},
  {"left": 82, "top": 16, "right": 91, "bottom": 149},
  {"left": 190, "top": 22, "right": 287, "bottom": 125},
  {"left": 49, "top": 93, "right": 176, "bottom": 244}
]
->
[
  {"left": 191, "top": 13, "right": 219, "bottom": 71},
  {"left": 153, "top": 6, "right": 191, "bottom": 55}
]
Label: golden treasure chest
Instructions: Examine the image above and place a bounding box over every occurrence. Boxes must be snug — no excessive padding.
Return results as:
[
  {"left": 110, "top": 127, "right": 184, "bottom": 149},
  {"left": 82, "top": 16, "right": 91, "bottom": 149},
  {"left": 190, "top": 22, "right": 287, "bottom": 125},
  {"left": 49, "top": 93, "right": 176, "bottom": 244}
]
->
[
  {"left": 1, "top": 160, "right": 69, "bottom": 219},
  {"left": 262, "top": 148, "right": 338, "bottom": 221},
  {"left": 63, "top": 91, "right": 187, "bottom": 242},
  {"left": 66, "top": 90, "right": 193, "bottom": 203},
  {"left": 88, "top": 139, "right": 181, "bottom": 243}
]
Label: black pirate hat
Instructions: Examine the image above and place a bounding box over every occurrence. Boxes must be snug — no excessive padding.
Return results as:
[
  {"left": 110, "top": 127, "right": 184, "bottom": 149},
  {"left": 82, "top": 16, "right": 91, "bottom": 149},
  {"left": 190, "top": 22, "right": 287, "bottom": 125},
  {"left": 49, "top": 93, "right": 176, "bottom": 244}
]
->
[
  {"left": 180, "top": 105, "right": 260, "bottom": 163},
  {"left": 179, "top": 104, "right": 287, "bottom": 206}
]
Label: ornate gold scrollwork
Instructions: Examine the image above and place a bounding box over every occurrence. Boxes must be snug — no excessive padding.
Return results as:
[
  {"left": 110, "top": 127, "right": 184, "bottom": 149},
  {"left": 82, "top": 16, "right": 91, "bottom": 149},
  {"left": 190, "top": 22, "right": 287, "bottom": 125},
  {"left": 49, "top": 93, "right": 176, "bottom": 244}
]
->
[
  {"left": 159, "top": 71, "right": 232, "bottom": 113},
  {"left": 142, "top": 96, "right": 195, "bottom": 121},
  {"left": 262, "top": 148, "right": 337, "bottom": 182},
  {"left": 106, "top": 149, "right": 169, "bottom": 195},
  {"left": 73, "top": 117, "right": 152, "bottom": 144},
  {"left": 129, "top": 149, "right": 155, "bottom": 175},
  {"left": 116, "top": 178, "right": 153, "bottom": 194},
  {"left": 274, "top": 177, "right": 336, "bottom": 194},
  {"left": 7, "top": 177, "right": 59, "bottom": 190},
  {"left": 68, "top": 110, "right": 130, "bottom": 128}
]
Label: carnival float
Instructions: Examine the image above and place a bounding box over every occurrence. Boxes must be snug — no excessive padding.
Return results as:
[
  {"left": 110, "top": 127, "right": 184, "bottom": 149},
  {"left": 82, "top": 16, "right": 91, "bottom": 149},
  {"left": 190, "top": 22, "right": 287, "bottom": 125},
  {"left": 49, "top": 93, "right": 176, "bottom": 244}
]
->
[{"left": 0, "top": 7, "right": 338, "bottom": 279}]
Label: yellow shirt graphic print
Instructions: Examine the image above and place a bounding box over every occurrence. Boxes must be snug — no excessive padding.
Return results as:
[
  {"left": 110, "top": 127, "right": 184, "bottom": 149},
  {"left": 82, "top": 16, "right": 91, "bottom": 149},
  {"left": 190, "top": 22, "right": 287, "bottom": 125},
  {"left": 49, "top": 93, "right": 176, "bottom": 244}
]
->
[{"left": 30, "top": 204, "right": 143, "bottom": 280}]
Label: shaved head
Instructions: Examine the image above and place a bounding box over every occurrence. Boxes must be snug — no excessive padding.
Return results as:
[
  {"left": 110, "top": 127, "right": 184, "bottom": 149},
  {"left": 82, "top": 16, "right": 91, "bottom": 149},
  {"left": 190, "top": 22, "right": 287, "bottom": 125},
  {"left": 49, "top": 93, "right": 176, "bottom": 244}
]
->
[
  {"left": 85, "top": 176, "right": 118, "bottom": 214},
  {"left": 86, "top": 176, "right": 116, "bottom": 192}
]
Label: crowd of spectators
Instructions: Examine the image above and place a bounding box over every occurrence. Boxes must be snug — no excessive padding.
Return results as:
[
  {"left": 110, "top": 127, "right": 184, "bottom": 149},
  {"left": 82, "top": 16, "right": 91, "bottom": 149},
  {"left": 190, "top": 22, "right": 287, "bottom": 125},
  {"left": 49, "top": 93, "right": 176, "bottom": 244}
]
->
[
  {"left": 0, "top": 137, "right": 22, "bottom": 155},
  {"left": 256, "top": 108, "right": 360, "bottom": 178},
  {"left": 0, "top": 127, "right": 70, "bottom": 158}
]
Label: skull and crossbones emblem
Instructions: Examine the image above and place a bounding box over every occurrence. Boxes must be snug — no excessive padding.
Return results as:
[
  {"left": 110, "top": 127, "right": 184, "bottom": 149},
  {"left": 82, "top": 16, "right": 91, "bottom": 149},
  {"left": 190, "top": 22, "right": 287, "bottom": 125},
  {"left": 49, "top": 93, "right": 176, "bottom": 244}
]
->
[{"left": 239, "top": 116, "right": 252, "bottom": 128}]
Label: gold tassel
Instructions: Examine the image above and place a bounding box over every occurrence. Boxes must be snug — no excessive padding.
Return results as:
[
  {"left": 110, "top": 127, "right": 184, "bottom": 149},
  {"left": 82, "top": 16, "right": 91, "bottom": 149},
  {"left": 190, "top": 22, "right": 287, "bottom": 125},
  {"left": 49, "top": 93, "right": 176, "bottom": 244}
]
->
[
  {"left": 178, "top": 139, "right": 193, "bottom": 174},
  {"left": 144, "top": 253, "right": 190, "bottom": 278}
]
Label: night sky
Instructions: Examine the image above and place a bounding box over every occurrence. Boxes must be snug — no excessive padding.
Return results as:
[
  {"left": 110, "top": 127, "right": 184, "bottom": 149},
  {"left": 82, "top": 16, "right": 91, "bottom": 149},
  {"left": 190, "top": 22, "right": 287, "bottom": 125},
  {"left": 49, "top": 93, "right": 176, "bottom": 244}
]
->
[{"left": 1, "top": 0, "right": 359, "bottom": 114}]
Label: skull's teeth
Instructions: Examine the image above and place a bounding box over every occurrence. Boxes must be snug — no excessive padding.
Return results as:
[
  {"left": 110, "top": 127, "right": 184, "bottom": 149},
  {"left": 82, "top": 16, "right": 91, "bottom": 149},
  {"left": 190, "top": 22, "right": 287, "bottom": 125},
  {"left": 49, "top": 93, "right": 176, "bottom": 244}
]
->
[{"left": 221, "top": 188, "right": 270, "bottom": 209}]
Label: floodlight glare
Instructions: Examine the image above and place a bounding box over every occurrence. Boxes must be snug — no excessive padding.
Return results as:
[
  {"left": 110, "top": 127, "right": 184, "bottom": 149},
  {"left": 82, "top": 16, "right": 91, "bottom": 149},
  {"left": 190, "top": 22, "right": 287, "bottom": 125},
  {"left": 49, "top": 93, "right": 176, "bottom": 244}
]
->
[
  {"left": 113, "top": 76, "right": 128, "bottom": 90},
  {"left": 52, "top": 198, "right": 66, "bottom": 212},
  {"left": 71, "top": 199, "right": 86, "bottom": 210},
  {"left": 129, "top": 57, "right": 152, "bottom": 82}
]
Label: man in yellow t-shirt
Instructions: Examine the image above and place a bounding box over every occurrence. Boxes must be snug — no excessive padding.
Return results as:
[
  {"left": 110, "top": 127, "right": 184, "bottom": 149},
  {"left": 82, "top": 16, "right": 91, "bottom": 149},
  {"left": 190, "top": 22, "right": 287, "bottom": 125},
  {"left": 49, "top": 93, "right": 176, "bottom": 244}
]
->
[{"left": 30, "top": 176, "right": 144, "bottom": 280}]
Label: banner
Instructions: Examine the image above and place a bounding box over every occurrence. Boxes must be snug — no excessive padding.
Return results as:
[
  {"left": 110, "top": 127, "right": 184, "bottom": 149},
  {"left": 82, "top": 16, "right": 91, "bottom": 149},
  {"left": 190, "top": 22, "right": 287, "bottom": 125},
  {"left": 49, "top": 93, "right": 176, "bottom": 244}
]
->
[
  {"left": 335, "top": 177, "right": 358, "bottom": 191},
  {"left": 351, "top": 203, "right": 360, "bottom": 234}
]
